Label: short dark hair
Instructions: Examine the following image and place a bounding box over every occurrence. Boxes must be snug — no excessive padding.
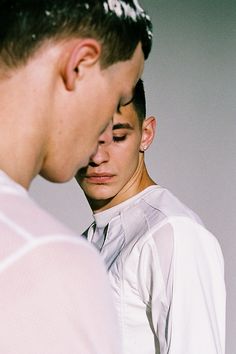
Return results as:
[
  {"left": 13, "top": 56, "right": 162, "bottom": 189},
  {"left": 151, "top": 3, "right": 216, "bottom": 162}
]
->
[
  {"left": 0, "top": 0, "right": 152, "bottom": 70},
  {"left": 131, "top": 79, "right": 146, "bottom": 124}
]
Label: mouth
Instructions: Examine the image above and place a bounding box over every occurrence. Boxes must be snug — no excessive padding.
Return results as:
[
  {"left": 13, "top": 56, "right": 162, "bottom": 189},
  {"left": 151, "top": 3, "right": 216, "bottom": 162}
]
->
[{"left": 84, "top": 173, "right": 114, "bottom": 184}]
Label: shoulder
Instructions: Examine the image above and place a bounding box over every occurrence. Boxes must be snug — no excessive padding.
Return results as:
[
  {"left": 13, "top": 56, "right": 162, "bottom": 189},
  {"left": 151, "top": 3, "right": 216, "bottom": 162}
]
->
[
  {"left": 21, "top": 235, "right": 105, "bottom": 280},
  {"left": 1, "top": 233, "right": 105, "bottom": 284},
  {"left": 148, "top": 216, "right": 225, "bottom": 284},
  {"left": 163, "top": 216, "right": 222, "bottom": 253},
  {"left": 0, "top": 236, "right": 120, "bottom": 354},
  {"left": 126, "top": 215, "right": 224, "bottom": 282},
  {"left": 0, "top": 185, "right": 77, "bottom": 237},
  {"left": 140, "top": 186, "right": 202, "bottom": 224},
  {"left": 0, "top": 235, "right": 110, "bottom": 317},
  {"left": 149, "top": 215, "right": 223, "bottom": 260},
  {"left": 120, "top": 186, "right": 202, "bottom": 241}
]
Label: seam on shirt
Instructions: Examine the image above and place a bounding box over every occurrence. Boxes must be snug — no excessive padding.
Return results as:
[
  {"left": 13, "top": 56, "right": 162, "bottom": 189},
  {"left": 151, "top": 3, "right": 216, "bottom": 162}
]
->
[
  {"left": 0, "top": 211, "right": 33, "bottom": 241},
  {"left": 144, "top": 216, "right": 200, "bottom": 242},
  {"left": 0, "top": 234, "right": 86, "bottom": 274},
  {"left": 0, "top": 186, "right": 27, "bottom": 197}
]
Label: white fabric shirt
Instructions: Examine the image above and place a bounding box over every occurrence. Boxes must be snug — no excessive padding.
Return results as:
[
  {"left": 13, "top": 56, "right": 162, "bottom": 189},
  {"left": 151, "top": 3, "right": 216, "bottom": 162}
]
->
[
  {"left": 83, "top": 185, "right": 226, "bottom": 354},
  {"left": 0, "top": 170, "right": 121, "bottom": 354}
]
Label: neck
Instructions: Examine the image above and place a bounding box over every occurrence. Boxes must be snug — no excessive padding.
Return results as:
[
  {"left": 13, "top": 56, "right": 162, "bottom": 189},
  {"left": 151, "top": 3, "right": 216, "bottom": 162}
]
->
[{"left": 88, "top": 157, "right": 156, "bottom": 213}]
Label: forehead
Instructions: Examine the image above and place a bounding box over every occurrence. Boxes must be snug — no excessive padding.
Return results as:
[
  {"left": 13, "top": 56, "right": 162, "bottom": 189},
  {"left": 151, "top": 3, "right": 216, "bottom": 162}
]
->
[{"left": 113, "top": 103, "right": 139, "bottom": 127}]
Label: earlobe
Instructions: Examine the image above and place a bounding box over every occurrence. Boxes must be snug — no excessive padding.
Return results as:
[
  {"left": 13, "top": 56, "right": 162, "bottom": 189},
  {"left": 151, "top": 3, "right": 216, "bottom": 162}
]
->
[
  {"left": 61, "top": 39, "right": 101, "bottom": 91},
  {"left": 139, "top": 116, "right": 156, "bottom": 152}
]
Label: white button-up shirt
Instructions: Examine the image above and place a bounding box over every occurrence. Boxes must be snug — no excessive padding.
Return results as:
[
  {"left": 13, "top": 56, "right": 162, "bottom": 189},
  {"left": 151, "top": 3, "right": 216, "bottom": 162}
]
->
[{"left": 84, "top": 185, "right": 226, "bottom": 354}]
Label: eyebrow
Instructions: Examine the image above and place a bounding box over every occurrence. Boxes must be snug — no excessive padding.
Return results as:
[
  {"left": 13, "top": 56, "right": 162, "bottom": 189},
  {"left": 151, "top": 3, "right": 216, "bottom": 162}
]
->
[{"left": 112, "top": 123, "right": 134, "bottom": 130}]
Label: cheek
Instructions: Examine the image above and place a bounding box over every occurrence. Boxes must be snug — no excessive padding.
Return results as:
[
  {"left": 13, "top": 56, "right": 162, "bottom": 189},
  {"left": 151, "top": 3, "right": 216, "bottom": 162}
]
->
[
  {"left": 90, "top": 100, "right": 116, "bottom": 133},
  {"left": 118, "top": 147, "right": 140, "bottom": 174},
  {"left": 99, "top": 87, "right": 119, "bottom": 117}
]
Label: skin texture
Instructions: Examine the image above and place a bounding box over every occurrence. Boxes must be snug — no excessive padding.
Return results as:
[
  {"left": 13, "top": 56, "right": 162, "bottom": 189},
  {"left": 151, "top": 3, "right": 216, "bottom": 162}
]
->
[
  {"left": 76, "top": 102, "right": 156, "bottom": 212},
  {"left": 0, "top": 39, "right": 144, "bottom": 188}
]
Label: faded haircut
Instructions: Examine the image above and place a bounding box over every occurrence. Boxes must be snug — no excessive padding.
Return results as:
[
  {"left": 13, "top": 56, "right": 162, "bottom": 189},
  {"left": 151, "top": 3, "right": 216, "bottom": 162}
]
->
[
  {"left": 131, "top": 79, "right": 146, "bottom": 124},
  {"left": 0, "top": 0, "right": 152, "bottom": 70}
]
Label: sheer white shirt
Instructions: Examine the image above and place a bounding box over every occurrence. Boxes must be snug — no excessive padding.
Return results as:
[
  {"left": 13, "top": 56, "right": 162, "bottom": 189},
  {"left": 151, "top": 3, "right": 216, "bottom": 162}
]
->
[
  {"left": 83, "top": 185, "right": 226, "bottom": 354},
  {"left": 0, "top": 170, "right": 121, "bottom": 354}
]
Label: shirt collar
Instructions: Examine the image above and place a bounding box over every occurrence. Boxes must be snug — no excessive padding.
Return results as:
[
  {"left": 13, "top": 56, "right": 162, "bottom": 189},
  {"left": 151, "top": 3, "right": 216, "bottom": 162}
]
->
[{"left": 93, "top": 185, "right": 158, "bottom": 228}]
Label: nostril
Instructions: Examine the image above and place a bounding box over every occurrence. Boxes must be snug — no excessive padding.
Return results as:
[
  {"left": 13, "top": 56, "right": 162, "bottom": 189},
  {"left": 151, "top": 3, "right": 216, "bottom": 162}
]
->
[{"left": 89, "top": 161, "right": 99, "bottom": 167}]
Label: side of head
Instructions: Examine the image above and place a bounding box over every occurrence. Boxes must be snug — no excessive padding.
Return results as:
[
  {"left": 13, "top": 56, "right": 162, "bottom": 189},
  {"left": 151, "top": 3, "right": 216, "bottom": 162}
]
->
[
  {"left": 131, "top": 78, "right": 146, "bottom": 126},
  {"left": 0, "top": 0, "right": 152, "bottom": 71}
]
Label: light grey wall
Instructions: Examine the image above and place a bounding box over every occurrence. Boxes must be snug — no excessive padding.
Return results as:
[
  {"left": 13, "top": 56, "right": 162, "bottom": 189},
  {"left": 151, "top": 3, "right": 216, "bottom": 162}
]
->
[{"left": 30, "top": 1, "right": 236, "bottom": 352}]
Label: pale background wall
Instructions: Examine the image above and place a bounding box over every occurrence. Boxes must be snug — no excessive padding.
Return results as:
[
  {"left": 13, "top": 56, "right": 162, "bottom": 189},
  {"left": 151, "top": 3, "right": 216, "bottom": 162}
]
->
[{"left": 30, "top": 0, "right": 236, "bottom": 352}]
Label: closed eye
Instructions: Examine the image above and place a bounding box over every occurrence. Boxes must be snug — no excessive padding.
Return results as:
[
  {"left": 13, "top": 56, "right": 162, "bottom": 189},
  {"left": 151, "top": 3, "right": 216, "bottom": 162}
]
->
[{"left": 113, "top": 135, "right": 127, "bottom": 142}]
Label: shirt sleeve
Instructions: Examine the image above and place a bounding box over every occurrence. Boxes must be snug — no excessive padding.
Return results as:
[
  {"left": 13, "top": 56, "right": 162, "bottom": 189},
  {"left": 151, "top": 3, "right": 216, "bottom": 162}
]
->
[
  {"left": 138, "top": 217, "right": 226, "bottom": 354},
  {"left": 0, "top": 237, "right": 122, "bottom": 354}
]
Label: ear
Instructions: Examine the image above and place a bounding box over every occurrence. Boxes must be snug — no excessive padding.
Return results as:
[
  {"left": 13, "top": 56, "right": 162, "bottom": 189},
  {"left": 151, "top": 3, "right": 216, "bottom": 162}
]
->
[
  {"left": 61, "top": 38, "right": 102, "bottom": 91},
  {"left": 139, "top": 116, "right": 156, "bottom": 152}
]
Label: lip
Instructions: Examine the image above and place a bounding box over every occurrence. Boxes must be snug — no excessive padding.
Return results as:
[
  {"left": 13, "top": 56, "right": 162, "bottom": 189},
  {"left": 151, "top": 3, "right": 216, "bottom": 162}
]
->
[{"left": 84, "top": 173, "right": 114, "bottom": 183}]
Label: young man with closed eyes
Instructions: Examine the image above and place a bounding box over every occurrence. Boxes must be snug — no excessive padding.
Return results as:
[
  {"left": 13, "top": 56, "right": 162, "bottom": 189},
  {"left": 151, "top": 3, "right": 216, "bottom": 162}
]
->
[{"left": 76, "top": 79, "right": 226, "bottom": 354}]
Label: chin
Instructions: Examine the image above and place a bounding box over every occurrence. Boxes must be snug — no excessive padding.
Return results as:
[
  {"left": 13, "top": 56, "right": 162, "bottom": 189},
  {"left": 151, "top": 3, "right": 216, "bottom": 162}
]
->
[
  {"left": 39, "top": 169, "right": 73, "bottom": 184},
  {"left": 88, "top": 193, "right": 112, "bottom": 201},
  {"left": 86, "top": 189, "right": 115, "bottom": 202}
]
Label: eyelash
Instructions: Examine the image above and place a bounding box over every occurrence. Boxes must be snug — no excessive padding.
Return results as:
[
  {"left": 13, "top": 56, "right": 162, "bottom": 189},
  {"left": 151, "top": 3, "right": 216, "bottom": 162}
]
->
[{"left": 113, "top": 135, "right": 127, "bottom": 142}]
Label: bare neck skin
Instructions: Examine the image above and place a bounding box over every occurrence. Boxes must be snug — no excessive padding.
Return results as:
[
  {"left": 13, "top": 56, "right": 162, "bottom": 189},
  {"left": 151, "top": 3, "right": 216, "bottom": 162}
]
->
[
  {"left": 0, "top": 49, "right": 57, "bottom": 189},
  {"left": 87, "top": 154, "right": 156, "bottom": 213}
]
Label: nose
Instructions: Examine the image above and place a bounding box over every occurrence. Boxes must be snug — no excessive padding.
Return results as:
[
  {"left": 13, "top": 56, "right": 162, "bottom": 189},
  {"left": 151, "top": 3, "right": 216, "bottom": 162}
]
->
[
  {"left": 89, "top": 143, "right": 109, "bottom": 166},
  {"left": 99, "top": 120, "right": 113, "bottom": 146},
  {"left": 89, "top": 122, "right": 112, "bottom": 166}
]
